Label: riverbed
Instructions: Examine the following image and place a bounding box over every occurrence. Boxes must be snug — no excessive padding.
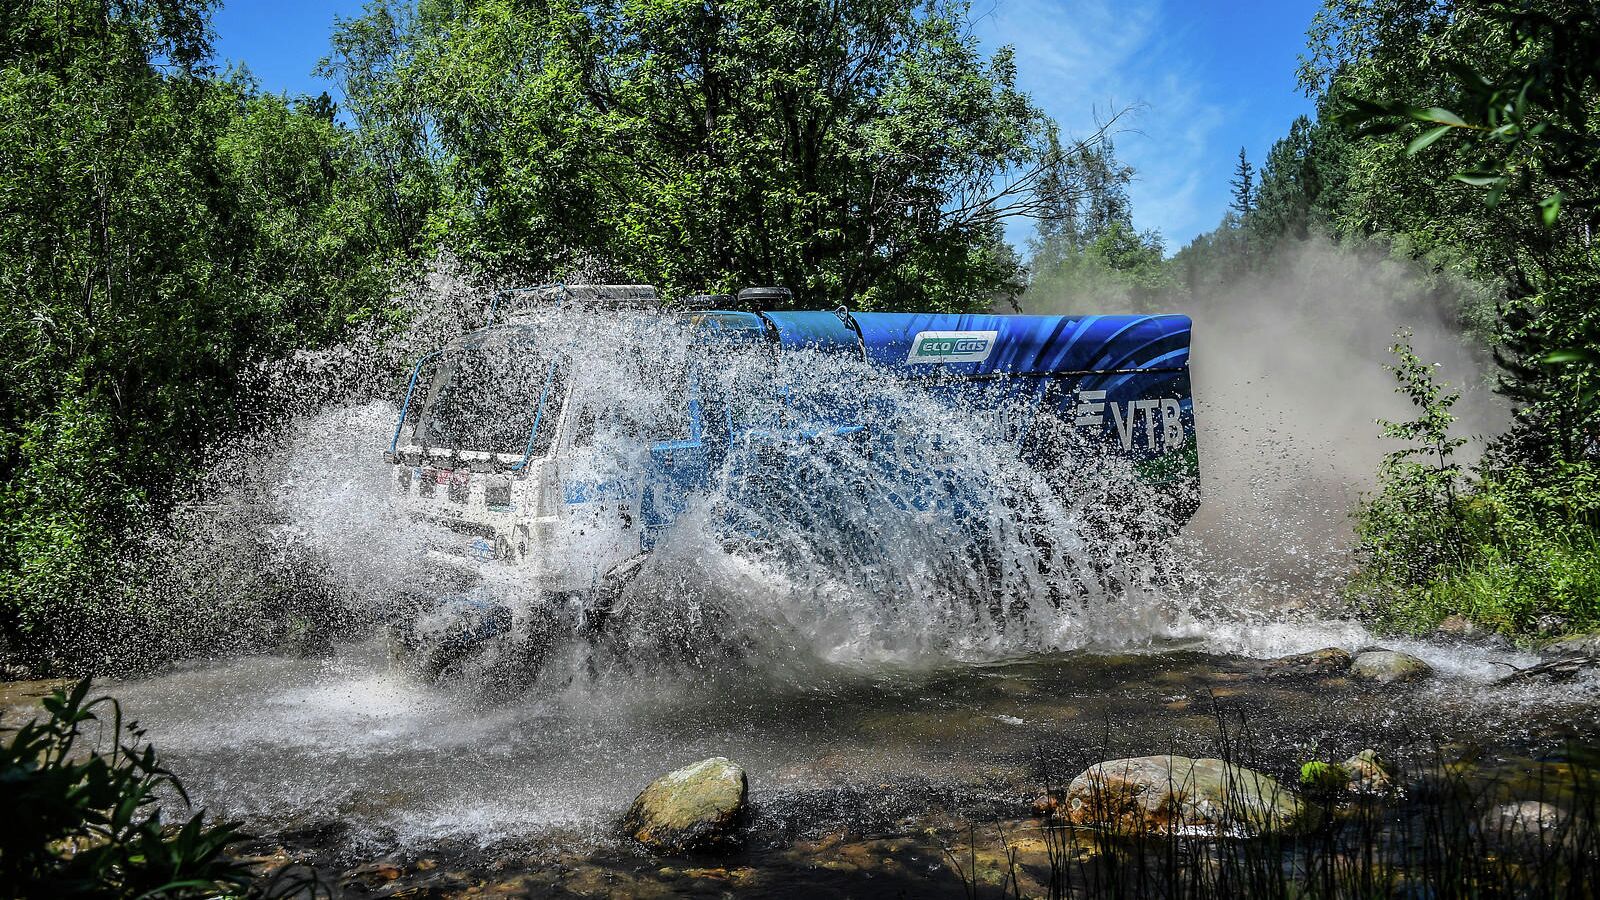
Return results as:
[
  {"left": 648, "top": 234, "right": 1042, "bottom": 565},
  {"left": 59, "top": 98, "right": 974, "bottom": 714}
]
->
[{"left": 11, "top": 622, "right": 1589, "bottom": 897}]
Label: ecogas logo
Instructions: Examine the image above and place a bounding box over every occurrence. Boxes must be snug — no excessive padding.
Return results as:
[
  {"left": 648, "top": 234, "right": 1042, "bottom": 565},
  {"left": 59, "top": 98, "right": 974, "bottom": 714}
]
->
[{"left": 906, "top": 330, "right": 998, "bottom": 364}]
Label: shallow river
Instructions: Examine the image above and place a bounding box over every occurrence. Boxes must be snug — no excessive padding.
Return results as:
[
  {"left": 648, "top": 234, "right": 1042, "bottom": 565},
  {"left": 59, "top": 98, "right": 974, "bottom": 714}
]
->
[{"left": 90, "top": 625, "right": 1597, "bottom": 854}]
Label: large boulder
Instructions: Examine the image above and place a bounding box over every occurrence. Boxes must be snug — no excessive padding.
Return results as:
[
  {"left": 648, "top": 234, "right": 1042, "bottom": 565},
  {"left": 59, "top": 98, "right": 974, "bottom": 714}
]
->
[
  {"left": 1349, "top": 649, "right": 1432, "bottom": 684},
  {"left": 1061, "top": 755, "right": 1323, "bottom": 837},
  {"left": 1544, "top": 631, "right": 1600, "bottom": 657},
  {"left": 623, "top": 757, "right": 748, "bottom": 853},
  {"left": 1261, "top": 647, "right": 1352, "bottom": 679}
]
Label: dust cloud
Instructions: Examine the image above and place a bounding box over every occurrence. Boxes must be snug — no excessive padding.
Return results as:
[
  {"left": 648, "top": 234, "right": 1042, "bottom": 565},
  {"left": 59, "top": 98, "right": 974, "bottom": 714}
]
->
[{"left": 1023, "top": 233, "right": 1507, "bottom": 611}]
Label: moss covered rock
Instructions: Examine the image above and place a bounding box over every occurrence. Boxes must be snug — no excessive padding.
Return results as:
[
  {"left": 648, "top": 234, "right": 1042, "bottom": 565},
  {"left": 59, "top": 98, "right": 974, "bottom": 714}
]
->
[
  {"left": 623, "top": 757, "right": 748, "bottom": 853},
  {"left": 1063, "top": 755, "right": 1323, "bottom": 837},
  {"left": 1298, "top": 761, "right": 1350, "bottom": 800},
  {"left": 1543, "top": 631, "right": 1600, "bottom": 659}
]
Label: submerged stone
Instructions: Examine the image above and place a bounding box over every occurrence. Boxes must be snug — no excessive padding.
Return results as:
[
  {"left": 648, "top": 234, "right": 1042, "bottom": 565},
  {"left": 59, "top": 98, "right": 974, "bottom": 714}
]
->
[
  {"left": 624, "top": 757, "right": 748, "bottom": 853},
  {"left": 1349, "top": 649, "right": 1432, "bottom": 684},
  {"left": 1483, "top": 800, "right": 1567, "bottom": 852},
  {"left": 1261, "top": 647, "right": 1352, "bottom": 678},
  {"left": 1062, "top": 755, "right": 1323, "bottom": 837},
  {"left": 1342, "top": 749, "right": 1393, "bottom": 793}
]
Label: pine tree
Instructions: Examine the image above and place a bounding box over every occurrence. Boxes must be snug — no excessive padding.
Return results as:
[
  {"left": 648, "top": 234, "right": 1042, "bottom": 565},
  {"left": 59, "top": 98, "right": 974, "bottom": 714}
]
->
[{"left": 1229, "top": 146, "right": 1255, "bottom": 218}]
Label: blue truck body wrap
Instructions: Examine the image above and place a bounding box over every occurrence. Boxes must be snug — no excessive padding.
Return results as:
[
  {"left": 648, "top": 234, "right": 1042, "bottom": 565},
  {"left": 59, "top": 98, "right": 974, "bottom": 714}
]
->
[
  {"left": 627, "top": 309, "right": 1200, "bottom": 547},
  {"left": 391, "top": 304, "right": 1198, "bottom": 572},
  {"left": 689, "top": 309, "right": 1196, "bottom": 472},
  {"left": 387, "top": 303, "right": 1200, "bottom": 673}
]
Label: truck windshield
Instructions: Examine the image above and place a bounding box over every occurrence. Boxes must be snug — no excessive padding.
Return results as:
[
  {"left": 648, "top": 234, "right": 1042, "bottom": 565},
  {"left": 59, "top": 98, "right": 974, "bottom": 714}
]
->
[{"left": 413, "top": 331, "right": 565, "bottom": 456}]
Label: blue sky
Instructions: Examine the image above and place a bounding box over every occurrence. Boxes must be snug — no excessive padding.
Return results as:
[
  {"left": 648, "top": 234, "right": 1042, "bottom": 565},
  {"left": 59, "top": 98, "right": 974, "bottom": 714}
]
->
[{"left": 213, "top": 0, "right": 1322, "bottom": 251}]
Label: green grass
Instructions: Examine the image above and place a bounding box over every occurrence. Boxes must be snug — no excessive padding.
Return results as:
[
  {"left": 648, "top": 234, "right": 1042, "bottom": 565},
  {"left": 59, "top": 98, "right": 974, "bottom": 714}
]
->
[
  {"left": 1353, "top": 461, "right": 1600, "bottom": 641},
  {"left": 1366, "top": 525, "right": 1600, "bottom": 638}
]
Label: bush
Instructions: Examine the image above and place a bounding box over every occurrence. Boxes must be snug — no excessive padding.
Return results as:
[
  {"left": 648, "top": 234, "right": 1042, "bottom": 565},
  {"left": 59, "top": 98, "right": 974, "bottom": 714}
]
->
[
  {"left": 1352, "top": 335, "right": 1600, "bottom": 637},
  {"left": 0, "top": 679, "right": 251, "bottom": 898},
  {"left": 1368, "top": 465, "right": 1600, "bottom": 635}
]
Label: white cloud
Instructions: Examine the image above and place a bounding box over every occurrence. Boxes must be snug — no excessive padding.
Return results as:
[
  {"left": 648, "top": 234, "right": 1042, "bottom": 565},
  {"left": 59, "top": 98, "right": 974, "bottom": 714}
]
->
[{"left": 972, "top": 0, "right": 1230, "bottom": 249}]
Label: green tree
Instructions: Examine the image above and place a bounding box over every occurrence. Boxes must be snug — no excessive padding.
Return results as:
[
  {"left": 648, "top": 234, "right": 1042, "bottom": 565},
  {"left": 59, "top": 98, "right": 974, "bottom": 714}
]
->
[
  {"left": 324, "top": 0, "right": 1065, "bottom": 310},
  {"left": 1251, "top": 116, "right": 1323, "bottom": 244},
  {"left": 1321, "top": 0, "right": 1600, "bottom": 465},
  {"left": 1292, "top": 0, "right": 1600, "bottom": 636},
  {"left": 1353, "top": 333, "right": 1468, "bottom": 603},
  {"left": 0, "top": 0, "right": 405, "bottom": 671},
  {"left": 1229, "top": 146, "right": 1255, "bottom": 217}
]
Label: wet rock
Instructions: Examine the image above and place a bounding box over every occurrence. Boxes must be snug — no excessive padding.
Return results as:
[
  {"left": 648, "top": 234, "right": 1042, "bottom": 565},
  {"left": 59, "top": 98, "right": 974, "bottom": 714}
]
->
[
  {"left": 342, "top": 859, "right": 402, "bottom": 888},
  {"left": 1435, "top": 615, "right": 1478, "bottom": 638},
  {"left": 1349, "top": 649, "right": 1432, "bottom": 684},
  {"left": 680, "top": 866, "right": 756, "bottom": 884},
  {"left": 1497, "top": 631, "right": 1600, "bottom": 683},
  {"left": 1261, "top": 647, "right": 1351, "bottom": 679},
  {"left": 1343, "top": 749, "right": 1393, "bottom": 793},
  {"left": 1544, "top": 631, "right": 1600, "bottom": 658},
  {"left": 1482, "top": 800, "right": 1567, "bottom": 852},
  {"left": 623, "top": 757, "right": 748, "bottom": 853},
  {"left": 1062, "top": 755, "right": 1323, "bottom": 837}
]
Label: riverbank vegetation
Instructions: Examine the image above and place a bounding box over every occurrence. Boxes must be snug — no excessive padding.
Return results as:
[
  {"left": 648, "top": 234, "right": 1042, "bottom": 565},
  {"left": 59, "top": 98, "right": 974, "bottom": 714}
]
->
[
  {"left": 0, "top": 680, "right": 252, "bottom": 898},
  {"left": 1026, "top": 0, "right": 1600, "bottom": 641}
]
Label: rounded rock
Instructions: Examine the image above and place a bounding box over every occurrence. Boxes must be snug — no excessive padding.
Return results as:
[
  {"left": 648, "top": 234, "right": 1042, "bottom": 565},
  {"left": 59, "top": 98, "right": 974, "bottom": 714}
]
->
[
  {"left": 1544, "top": 631, "right": 1600, "bottom": 658},
  {"left": 1261, "top": 647, "right": 1352, "bottom": 679},
  {"left": 1063, "top": 755, "right": 1323, "bottom": 837},
  {"left": 1435, "top": 615, "right": 1477, "bottom": 638},
  {"left": 1342, "top": 749, "right": 1393, "bottom": 793},
  {"left": 623, "top": 757, "right": 749, "bottom": 853},
  {"left": 1349, "top": 649, "right": 1432, "bottom": 684},
  {"left": 1483, "top": 800, "right": 1567, "bottom": 852}
]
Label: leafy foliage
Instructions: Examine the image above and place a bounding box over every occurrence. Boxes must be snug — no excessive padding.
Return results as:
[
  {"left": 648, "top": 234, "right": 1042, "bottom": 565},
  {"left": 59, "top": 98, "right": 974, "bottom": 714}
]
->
[
  {"left": 323, "top": 0, "right": 1070, "bottom": 310},
  {"left": 0, "top": 679, "right": 250, "bottom": 898},
  {"left": 1357, "top": 462, "right": 1600, "bottom": 636},
  {"left": 1352, "top": 334, "right": 1470, "bottom": 612},
  {"left": 0, "top": 0, "right": 413, "bottom": 671}
]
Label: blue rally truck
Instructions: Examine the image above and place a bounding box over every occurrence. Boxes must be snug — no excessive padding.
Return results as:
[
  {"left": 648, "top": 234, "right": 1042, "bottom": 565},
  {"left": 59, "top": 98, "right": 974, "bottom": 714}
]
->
[{"left": 384, "top": 285, "right": 1197, "bottom": 678}]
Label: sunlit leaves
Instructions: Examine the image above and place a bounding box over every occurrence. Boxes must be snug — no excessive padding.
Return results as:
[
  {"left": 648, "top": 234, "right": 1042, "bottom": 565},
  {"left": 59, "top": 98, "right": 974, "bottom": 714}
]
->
[
  {"left": 1405, "top": 124, "right": 1453, "bottom": 154},
  {"left": 325, "top": 0, "right": 1053, "bottom": 311},
  {"left": 1, "top": 0, "right": 407, "bottom": 664}
]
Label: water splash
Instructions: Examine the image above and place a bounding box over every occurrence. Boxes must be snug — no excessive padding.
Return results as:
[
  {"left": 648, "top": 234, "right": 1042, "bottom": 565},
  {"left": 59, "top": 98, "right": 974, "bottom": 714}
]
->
[{"left": 240, "top": 302, "right": 1211, "bottom": 688}]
